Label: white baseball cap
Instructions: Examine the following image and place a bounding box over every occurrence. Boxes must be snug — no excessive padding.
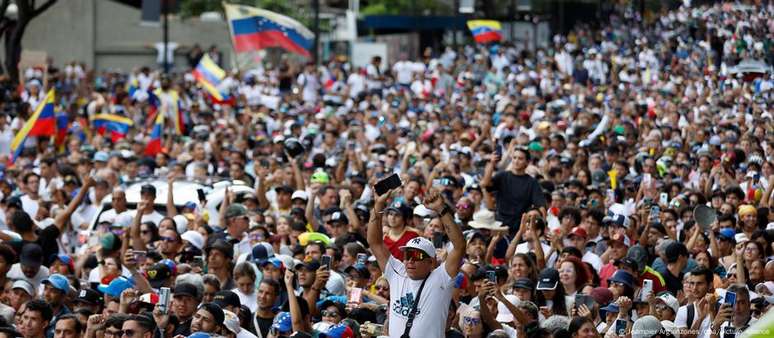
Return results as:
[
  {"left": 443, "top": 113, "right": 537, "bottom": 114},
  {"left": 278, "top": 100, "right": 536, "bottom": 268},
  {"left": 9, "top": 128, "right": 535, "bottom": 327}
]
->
[
  {"left": 399, "top": 237, "right": 436, "bottom": 258},
  {"left": 181, "top": 231, "right": 204, "bottom": 250},
  {"left": 291, "top": 190, "right": 309, "bottom": 201},
  {"left": 656, "top": 293, "right": 679, "bottom": 313},
  {"left": 413, "top": 204, "right": 435, "bottom": 218},
  {"left": 495, "top": 294, "right": 520, "bottom": 323}
]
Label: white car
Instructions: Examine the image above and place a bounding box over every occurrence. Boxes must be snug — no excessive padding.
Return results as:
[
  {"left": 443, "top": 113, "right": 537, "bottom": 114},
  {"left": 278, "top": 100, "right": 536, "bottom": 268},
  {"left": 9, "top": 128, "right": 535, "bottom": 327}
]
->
[
  {"left": 88, "top": 179, "right": 207, "bottom": 231},
  {"left": 203, "top": 180, "right": 256, "bottom": 227}
]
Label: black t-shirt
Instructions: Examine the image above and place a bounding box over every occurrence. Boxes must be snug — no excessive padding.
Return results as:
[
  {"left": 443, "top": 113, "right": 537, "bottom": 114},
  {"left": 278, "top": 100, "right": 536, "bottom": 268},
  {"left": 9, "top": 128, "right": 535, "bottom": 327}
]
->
[
  {"left": 256, "top": 313, "right": 275, "bottom": 338},
  {"left": 658, "top": 266, "right": 683, "bottom": 297},
  {"left": 172, "top": 318, "right": 192, "bottom": 337},
  {"left": 11, "top": 226, "right": 61, "bottom": 265},
  {"left": 489, "top": 171, "right": 546, "bottom": 231}
]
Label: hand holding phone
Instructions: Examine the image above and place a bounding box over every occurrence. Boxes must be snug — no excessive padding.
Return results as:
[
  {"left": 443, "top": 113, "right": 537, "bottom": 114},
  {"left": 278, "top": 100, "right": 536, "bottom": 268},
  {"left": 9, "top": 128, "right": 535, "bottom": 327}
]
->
[
  {"left": 374, "top": 173, "right": 402, "bottom": 196},
  {"left": 321, "top": 255, "right": 332, "bottom": 270}
]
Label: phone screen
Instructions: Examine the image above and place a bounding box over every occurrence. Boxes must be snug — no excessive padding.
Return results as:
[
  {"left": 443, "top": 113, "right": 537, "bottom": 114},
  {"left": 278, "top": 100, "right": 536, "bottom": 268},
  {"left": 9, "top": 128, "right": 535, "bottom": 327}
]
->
[
  {"left": 487, "top": 271, "right": 497, "bottom": 283},
  {"left": 615, "top": 319, "right": 627, "bottom": 336},
  {"left": 197, "top": 189, "right": 206, "bottom": 202},
  {"left": 321, "top": 255, "right": 332, "bottom": 269},
  {"left": 724, "top": 291, "right": 737, "bottom": 308},
  {"left": 432, "top": 232, "right": 445, "bottom": 249},
  {"left": 374, "top": 173, "right": 401, "bottom": 195}
]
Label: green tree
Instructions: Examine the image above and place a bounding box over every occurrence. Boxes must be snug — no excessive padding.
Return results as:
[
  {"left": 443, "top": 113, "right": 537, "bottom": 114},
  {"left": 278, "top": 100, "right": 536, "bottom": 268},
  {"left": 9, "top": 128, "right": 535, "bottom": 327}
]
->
[
  {"left": 360, "top": 0, "right": 451, "bottom": 16},
  {"left": 179, "top": 0, "right": 311, "bottom": 26}
]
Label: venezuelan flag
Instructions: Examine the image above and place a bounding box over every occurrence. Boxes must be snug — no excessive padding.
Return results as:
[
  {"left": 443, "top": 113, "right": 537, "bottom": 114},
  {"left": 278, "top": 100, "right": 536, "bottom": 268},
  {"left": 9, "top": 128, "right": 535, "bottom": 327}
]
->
[
  {"left": 152, "top": 88, "right": 185, "bottom": 136},
  {"left": 126, "top": 77, "right": 139, "bottom": 100},
  {"left": 92, "top": 114, "right": 134, "bottom": 143},
  {"left": 467, "top": 20, "right": 503, "bottom": 44},
  {"left": 55, "top": 112, "right": 69, "bottom": 153},
  {"left": 192, "top": 54, "right": 228, "bottom": 102},
  {"left": 224, "top": 3, "right": 313, "bottom": 58},
  {"left": 144, "top": 109, "right": 164, "bottom": 156},
  {"left": 10, "top": 89, "right": 56, "bottom": 163}
]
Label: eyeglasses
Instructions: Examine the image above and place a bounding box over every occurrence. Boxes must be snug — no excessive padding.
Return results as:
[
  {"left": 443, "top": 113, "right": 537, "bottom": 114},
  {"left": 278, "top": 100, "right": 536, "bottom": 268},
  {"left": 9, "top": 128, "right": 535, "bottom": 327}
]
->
[
  {"left": 456, "top": 203, "right": 471, "bottom": 209},
  {"left": 160, "top": 236, "right": 177, "bottom": 243},
  {"left": 403, "top": 249, "right": 429, "bottom": 262},
  {"left": 121, "top": 329, "right": 138, "bottom": 337},
  {"left": 104, "top": 330, "right": 122, "bottom": 338},
  {"left": 376, "top": 285, "right": 389, "bottom": 291},
  {"left": 463, "top": 317, "right": 481, "bottom": 326},
  {"left": 611, "top": 282, "right": 626, "bottom": 288},
  {"left": 321, "top": 310, "right": 340, "bottom": 317}
]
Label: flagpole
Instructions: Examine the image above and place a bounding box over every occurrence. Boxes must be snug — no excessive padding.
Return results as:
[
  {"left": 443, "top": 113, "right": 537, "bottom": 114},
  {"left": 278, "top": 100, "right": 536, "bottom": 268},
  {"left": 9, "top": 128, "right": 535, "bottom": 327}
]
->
[
  {"left": 313, "top": 0, "right": 320, "bottom": 65},
  {"left": 162, "top": 0, "right": 170, "bottom": 74}
]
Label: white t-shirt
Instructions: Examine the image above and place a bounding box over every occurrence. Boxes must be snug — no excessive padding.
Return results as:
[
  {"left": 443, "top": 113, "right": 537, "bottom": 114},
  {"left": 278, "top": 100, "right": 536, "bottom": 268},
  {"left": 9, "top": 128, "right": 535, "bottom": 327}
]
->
[
  {"left": 583, "top": 251, "right": 603, "bottom": 272},
  {"left": 675, "top": 302, "right": 711, "bottom": 338},
  {"left": 232, "top": 288, "right": 258, "bottom": 313},
  {"left": 384, "top": 255, "right": 454, "bottom": 338},
  {"left": 20, "top": 194, "right": 39, "bottom": 218},
  {"left": 8, "top": 263, "right": 49, "bottom": 291},
  {"left": 392, "top": 61, "right": 414, "bottom": 85},
  {"left": 154, "top": 42, "right": 179, "bottom": 64}
]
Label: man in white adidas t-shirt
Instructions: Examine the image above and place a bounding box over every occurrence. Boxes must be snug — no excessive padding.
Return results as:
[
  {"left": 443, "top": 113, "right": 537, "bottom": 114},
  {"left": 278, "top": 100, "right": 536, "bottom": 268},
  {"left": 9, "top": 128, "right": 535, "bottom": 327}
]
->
[{"left": 367, "top": 187, "right": 466, "bottom": 338}]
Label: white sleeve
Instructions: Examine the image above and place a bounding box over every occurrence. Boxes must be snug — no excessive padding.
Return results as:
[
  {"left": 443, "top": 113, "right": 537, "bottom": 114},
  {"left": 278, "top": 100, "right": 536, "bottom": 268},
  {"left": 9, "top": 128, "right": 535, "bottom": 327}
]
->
[
  {"left": 674, "top": 305, "right": 687, "bottom": 328},
  {"left": 384, "top": 255, "right": 405, "bottom": 280}
]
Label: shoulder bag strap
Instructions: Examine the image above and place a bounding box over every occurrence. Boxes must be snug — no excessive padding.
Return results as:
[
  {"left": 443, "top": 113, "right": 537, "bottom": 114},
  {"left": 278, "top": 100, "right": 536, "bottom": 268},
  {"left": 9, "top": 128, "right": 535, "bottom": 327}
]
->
[{"left": 401, "top": 277, "right": 429, "bottom": 338}]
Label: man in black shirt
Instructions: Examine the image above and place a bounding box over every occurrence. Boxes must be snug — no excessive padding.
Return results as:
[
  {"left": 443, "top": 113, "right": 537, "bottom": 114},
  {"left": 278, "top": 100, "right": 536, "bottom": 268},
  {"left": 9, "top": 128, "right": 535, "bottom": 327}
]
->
[
  {"left": 481, "top": 147, "right": 546, "bottom": 233},
  {"left": 254, "top": 278, "right": 281, "bottom": 338},
  {"left": 2, "top": 177, "right": 94, "bottom": 261},
  {"left": 656, "top": 242, "right": 688, "bottom": 297}
]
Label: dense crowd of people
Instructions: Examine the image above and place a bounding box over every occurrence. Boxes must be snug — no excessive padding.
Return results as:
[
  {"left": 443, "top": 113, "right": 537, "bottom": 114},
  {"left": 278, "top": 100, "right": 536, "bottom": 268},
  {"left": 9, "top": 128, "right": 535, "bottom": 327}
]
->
[{"left": 0, "top": 1, "right": 772, "bottom": 338}]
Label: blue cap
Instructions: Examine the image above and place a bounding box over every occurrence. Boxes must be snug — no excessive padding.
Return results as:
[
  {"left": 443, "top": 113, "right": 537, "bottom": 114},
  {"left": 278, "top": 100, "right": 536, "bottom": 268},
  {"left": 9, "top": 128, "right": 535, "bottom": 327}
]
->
[
  {"left": 42, "top": 274, "right": 70, "bottom": 293},
  {"left": 184, "top": 201, "right": 197, "bottom": 210},
  {"left": 94, "top": 151, "right": 109, "bottom": 162},
  {"left": 97, "top": 276, "right": 134, "bottom": 298},
  {"left": 188, "top": 333, "right": 211, "bottom": 338},
  {"left": 607, "top": 270, "right": 635, "bottom": 289},
  {"left": 260, "top": 257, "right": 283, "bottom": 269},
  {"left": 321, "top": 323, "right": 354, "bottom": 338},
  {"left": 718, "top": 228, "right": 736, "bottom": 242},
  {"left": 251, "top": 242, "right": 274, "bottom": 264},
  {"left": 272, "top": 312, "right": 292, "bottom": 333},
  {"left": 601, "top": 303, "right": 620, "bottom": 313}
]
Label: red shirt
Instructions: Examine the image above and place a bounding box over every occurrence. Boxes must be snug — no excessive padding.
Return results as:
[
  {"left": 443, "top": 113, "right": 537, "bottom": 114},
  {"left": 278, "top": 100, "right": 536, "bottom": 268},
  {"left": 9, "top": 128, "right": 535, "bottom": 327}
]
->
[
  {"left": 599, "top": 263, "right": 617, "bottom": 288},
  {"left": 383, "top": 230, "right": 419, "bottom": 260}
]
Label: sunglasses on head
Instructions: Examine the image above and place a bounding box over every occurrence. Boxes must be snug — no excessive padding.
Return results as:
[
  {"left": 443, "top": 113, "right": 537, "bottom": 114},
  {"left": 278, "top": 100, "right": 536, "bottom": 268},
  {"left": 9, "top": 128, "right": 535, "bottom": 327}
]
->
[{"left": 403, "top": 249, "right": 429, "bottom": 262}]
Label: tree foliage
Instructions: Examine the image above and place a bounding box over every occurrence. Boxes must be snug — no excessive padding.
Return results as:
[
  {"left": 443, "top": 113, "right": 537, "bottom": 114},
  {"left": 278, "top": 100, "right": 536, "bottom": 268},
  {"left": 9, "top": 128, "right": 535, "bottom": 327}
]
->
[
  {"left": 360, "top": 0, "right": 451, "bottom": 16},
  {"left": 1, "top": 0, "right": 58, "bottom": 84},
  {"left": 179, "top": 0, "right": 311, "bottom": 26}
]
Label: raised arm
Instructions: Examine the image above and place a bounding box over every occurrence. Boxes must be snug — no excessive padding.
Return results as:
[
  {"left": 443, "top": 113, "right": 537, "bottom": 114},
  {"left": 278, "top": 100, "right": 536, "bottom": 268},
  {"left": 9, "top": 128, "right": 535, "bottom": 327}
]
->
[
  {"left": 284, "top": 269, "right": 307, "bottom": 333},
  {"left": 54, "top": 177, "right": 96, "bottom": 233},
  {"left": 424, "top": 188, "right": 465, "bottom": 277},
  {"left": 367, "top": 187, "right": 395, "bottom": 271},
  {"left": 166, "top": 173, "right": 177, "bottom": 217},
  {"left": 480, "top": 153, "right": 498, "bottom": 189}
]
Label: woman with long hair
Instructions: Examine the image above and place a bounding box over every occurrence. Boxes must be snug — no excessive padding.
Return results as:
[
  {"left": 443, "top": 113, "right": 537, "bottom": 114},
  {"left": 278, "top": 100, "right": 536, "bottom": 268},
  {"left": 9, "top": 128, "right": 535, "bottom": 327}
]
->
[
  {"left": 535, "top": 268, "right": 569, "bottom": 317},
  {"left": 559, "top": 256, "right": 591, "bottom": 297},
  {"left": 508, "top": 253, "right": 538, "bottom": 284}
]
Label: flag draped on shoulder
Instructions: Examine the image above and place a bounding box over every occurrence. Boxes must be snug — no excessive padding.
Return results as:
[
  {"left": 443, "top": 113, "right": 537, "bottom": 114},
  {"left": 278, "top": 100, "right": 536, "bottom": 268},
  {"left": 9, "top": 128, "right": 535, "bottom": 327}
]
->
[{"left": 223, "top": 3, "right": 314, "bottom": 58}]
